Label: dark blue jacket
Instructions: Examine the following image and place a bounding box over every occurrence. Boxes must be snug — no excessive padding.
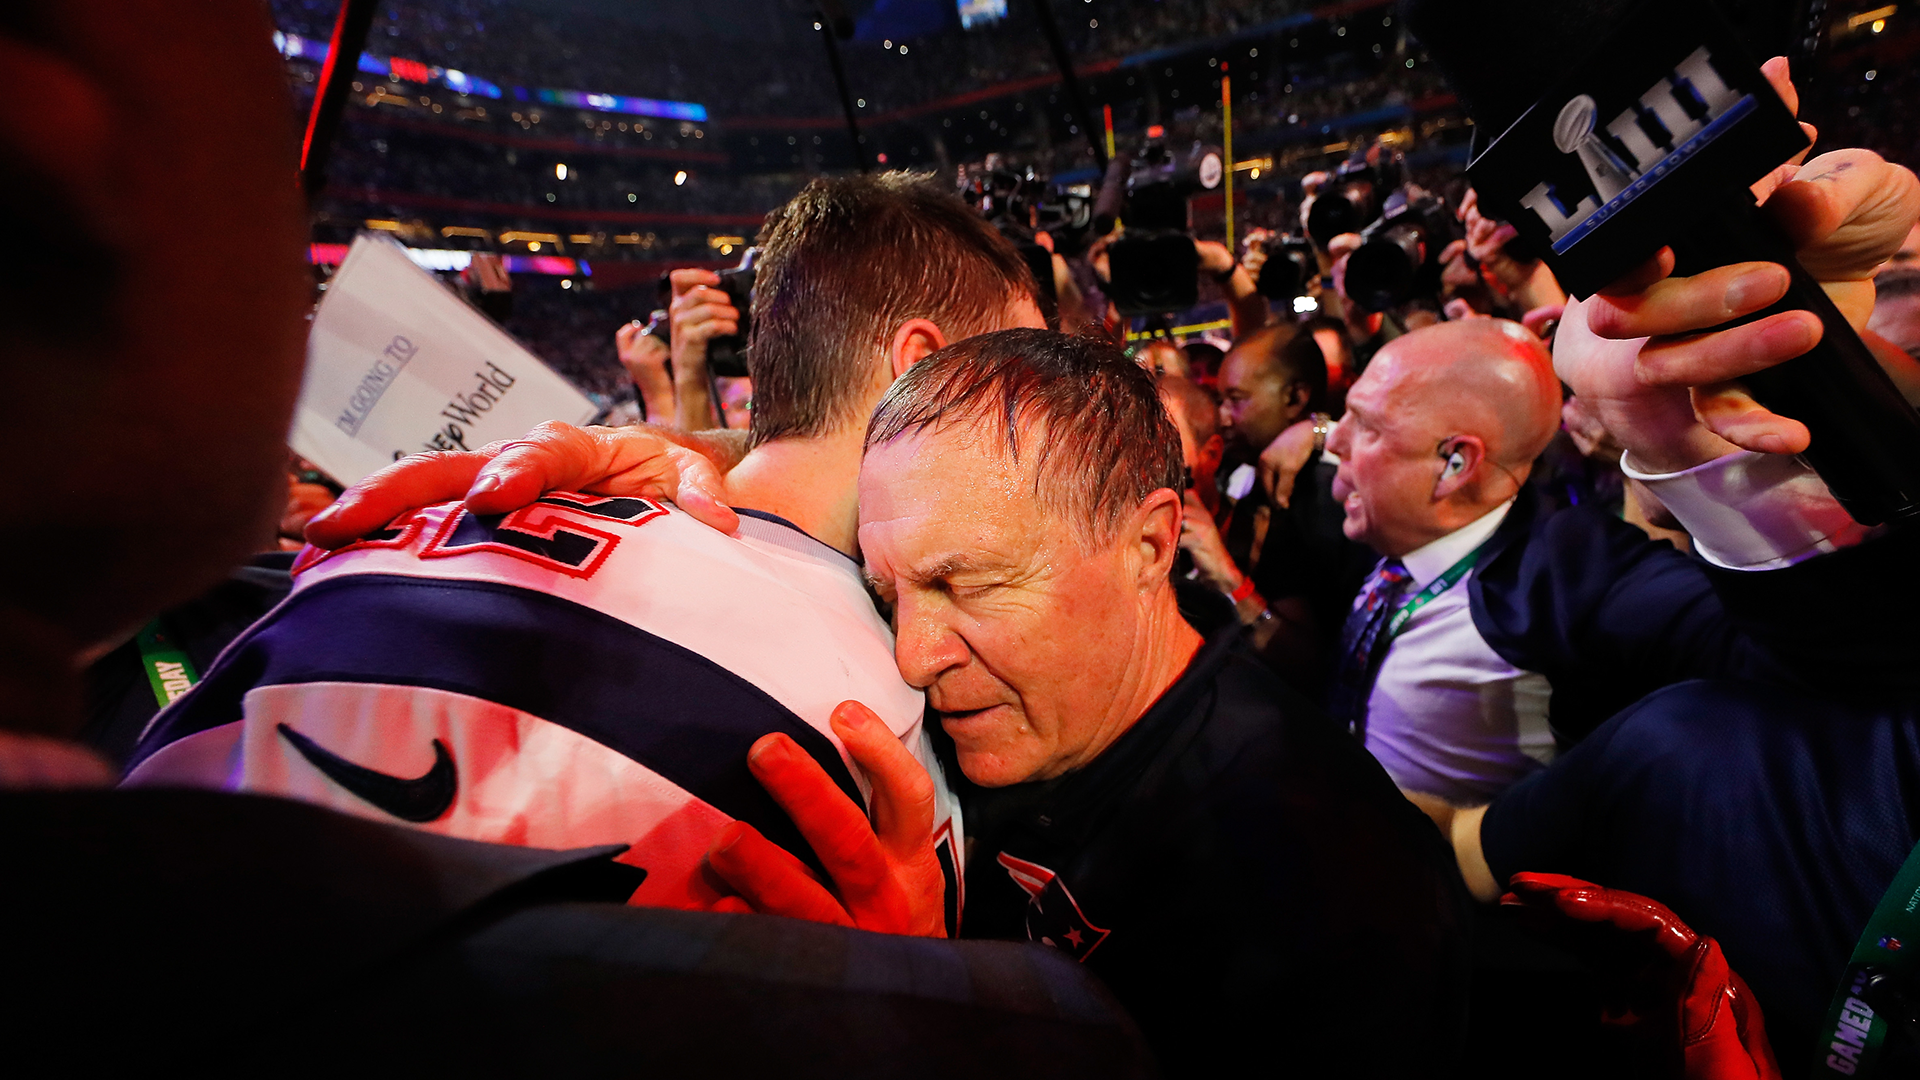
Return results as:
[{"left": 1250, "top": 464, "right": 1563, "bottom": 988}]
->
[
  {"left": 1479, "top": 515, "right": 1920, "bottom": 1069},
  {"left": 1466, "top": 488, "right": 1779, "bottom": 744}
]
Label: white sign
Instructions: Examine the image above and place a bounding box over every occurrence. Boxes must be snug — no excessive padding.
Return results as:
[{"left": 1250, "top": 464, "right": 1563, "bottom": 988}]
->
[{"left": 292, "top": 234, "right": 598, "bottom": 485}]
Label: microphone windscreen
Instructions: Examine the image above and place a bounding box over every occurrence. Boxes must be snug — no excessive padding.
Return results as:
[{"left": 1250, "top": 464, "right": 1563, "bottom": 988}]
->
[
  {"left": 1398, "top": 0, "right": 1634, "bottom": 135},
  {"left": 1399, "top": 0, "right": 1804, "bottom": 137}
]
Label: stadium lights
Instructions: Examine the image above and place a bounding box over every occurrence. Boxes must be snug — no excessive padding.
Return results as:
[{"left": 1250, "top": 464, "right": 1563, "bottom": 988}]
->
[
  {"left": 555, "top": 163, "right": 568, "bottom": 179},
  {"left": 674, "top": 171, "right": 688, "bottom": 185},
  {"left": 560, "top": 279, "right": 573, "bottom": 290},
  {"left": 1848, "top": 6, "right": 1896, "bottom": 29},
  {"left": 499, "top": 231, "right": 561, "bottom": 248}
]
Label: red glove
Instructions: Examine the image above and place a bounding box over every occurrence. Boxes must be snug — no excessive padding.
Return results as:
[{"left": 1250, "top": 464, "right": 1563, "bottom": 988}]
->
[
  {"left": 1502, "top": 873, "right": 1781, "bottom": 1080},
  {"left": 702, "top": 700, "right": 948, "bottom": 937}
]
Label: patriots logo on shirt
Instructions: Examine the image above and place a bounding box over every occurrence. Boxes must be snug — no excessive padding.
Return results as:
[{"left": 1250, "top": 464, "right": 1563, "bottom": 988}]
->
[{"left": 997, "top": 852, "right": 1110, "bottom": 962}]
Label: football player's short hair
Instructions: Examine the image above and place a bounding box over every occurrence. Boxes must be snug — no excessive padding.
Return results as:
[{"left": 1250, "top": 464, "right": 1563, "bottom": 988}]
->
[
  {"left": 1233, "top": 322, "right": 1329, "bottom": 412},
  {"left": 866, "top": 328, "right": 1186, "bottom": 549},
  {"left": 747, "top": 171, "right": 1039, "bottom": 447}
]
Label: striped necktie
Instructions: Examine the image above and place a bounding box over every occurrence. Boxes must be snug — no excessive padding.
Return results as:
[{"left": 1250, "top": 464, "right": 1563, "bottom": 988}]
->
[{"left": 1327, "top": 557, "right": 1412, "bottom": 736}]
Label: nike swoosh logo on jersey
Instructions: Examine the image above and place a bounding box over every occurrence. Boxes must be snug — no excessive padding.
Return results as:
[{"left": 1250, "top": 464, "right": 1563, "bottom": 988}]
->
[{"left": 277, "top": 723, "right": 457, "bottom": 823}]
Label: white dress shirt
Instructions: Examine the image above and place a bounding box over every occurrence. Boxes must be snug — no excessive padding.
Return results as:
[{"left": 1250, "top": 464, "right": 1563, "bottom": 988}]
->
[
  {"left": 1362, "top": 500, "right": 1554, "bottom": 803},
  {"left": 1363, "top": 450, "right": 1865, "bottom": 804}
]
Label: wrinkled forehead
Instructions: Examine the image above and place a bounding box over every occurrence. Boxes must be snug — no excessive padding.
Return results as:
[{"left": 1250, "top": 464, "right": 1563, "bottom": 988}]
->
[
  {"left": 858, "top": 419, "right": 1054, "bottom": 571},
  {"left": 861, "top": 415, "right": 1035, "bottom": 509}
]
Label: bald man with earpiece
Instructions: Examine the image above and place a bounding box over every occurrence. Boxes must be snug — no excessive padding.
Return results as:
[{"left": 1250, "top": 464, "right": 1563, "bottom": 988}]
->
[{"left": 1322, "top": 317, "right": 1786, "bottom": 804}]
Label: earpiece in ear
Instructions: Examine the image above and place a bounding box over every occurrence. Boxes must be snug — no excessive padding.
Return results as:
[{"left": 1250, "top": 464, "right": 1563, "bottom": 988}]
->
[{"left": 1443, "top": 450, "right": 1467, "bottom": 480}]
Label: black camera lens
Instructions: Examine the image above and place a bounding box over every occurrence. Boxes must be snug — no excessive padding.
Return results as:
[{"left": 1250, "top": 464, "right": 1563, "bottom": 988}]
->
[
  {"left": 1306, "top": 194, "right": 1362, "bottom": 251},
  {"left": 1344, "top": 225, "right": 1425, "bottom": 313},
  {"left": 703, "top": 255, "right": 757, "bottom": 378},
  {"left": 1106, "top": 233, "right": 1200, "bottom": 317}
]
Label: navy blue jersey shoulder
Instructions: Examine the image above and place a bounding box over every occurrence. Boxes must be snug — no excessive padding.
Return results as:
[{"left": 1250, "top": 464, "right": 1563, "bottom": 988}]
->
[
  {"left": 129, "top": 572, "right": 862, "bottom": 874},
  {"left": 957, "top": 625, "right": 1472, "bottom": 1076},
  {"left": 1467, "top": 489, "right": 1767, "bottom": 743}
]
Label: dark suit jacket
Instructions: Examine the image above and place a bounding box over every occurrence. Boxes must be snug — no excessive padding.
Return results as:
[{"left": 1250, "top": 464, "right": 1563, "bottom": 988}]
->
[
  {"left": 1478, "top": 510, "right": 1920, "bottom": 1068},
  {"left": 1466, "top": 488, "right": 1780, "bottom": 744}
]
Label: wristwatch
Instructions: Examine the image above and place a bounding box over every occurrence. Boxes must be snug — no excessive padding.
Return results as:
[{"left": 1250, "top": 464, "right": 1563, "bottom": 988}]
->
[
  {"left": 1310, "top": 412, "right": 1333, "bottom": 455},
  {"left": 1212, "top": 259, "right": 1240, "bottom": 284}
]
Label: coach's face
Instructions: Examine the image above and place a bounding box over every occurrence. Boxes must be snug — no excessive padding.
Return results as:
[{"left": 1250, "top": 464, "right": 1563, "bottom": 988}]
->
[{"left": 859, "top": 421, "right": 1168, "bottom": 788}]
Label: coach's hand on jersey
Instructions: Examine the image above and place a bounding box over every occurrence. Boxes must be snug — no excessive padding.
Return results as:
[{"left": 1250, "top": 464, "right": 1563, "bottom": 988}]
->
[
  {"left": 703, "top": 700, "right": 948, "bottom": 938},
  {"left": 304, "top": 421, "right": 738, "bottom": 548}
]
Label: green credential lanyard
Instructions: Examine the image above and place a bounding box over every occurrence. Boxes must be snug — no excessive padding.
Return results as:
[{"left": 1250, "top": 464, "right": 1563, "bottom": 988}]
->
[
  {"left": 1814, "top": 840, "right": 1920, "bottom": 1077},
  {"left": 1382, "top": 544, "right": 1488, "bottom": 644},
  {"left": 135, "top": 620, "right": 200, "bottom": 709}
]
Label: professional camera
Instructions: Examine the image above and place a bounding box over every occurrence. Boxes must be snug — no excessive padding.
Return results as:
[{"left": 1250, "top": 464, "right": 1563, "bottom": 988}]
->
[
  {"left": 1342, "top": 190, "right": 1465, "bottom": 313},
  {"left": 705, "top": 247, "right": 757, "bottom": 377},
  {"left": 646, "top": 247, "right": 756, "bottom": 377},
  {"left": 1033, "top": 181, "right": 1096, "bottom": 257},
  {"left": 956, "top": 155, "right": 1067, "bottom": 299},
  {"left": 1303, "top": 148, "right": 1401, "bottom": 252},
  {"left": 1094, "top": 135, "right": 1224, "bottom": 316},
  {"left": 1251, "top": 232, "right": 1320, "bottom": 304}
]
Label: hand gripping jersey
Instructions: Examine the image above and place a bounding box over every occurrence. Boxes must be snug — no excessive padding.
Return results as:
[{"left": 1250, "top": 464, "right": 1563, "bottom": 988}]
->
[{"left": 125, "top": 495, "right": 961, "bottom": 913}]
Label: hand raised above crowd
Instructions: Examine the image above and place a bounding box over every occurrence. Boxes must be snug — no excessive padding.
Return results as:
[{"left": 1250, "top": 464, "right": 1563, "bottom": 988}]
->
[
  {"left": 1557, "top": 116, "right": 1920, "bottom": 475},
  {"left": 615, "top": 318, "right": 675, "bottom": 425},
  {"left": 668, "top": 267, "right": 740, "bottom": 353}
]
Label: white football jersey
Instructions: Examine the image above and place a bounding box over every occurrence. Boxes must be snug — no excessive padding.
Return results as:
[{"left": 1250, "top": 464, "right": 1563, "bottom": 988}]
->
[{"left": 126, "top": 495, "right": 961, "bottom": 918}]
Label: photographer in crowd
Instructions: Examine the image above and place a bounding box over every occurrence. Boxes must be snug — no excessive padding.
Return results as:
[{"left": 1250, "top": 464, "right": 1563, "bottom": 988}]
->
[{"left": 611, "top": 266, "right": 750, "bottom": 432}]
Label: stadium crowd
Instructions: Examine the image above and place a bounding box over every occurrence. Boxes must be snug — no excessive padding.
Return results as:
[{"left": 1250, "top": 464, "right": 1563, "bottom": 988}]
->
[{"left": 11, "top": 1, "right": 1920, "bottom": 1078}]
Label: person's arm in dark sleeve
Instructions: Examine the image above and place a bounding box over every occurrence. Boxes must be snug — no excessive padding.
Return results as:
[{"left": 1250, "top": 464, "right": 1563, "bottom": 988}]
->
[
  {"left": 1635, "top": 450, "right": 1920, "bottom": 691},
  {"left": 1470, "top": 501, "right": 1758, "bottom": 741}
]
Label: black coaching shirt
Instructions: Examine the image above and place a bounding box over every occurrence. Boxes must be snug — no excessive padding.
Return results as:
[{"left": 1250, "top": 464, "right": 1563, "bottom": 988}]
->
[{"left": 954, "top": 621, "right": 1475, "bottom": 1076}]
